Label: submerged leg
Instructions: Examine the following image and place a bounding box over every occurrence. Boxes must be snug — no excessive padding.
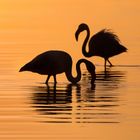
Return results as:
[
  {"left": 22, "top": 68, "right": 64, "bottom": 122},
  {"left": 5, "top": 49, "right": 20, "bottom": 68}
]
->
[
  {"left": 45, "top": 75, "right": 51, "bottom": 84},
  {"left": 107, "top": 59, "right": 113, "bottom": 67}
]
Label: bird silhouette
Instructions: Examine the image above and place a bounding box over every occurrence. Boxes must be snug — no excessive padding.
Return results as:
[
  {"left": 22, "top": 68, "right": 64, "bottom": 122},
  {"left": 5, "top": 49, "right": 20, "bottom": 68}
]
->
[
  {"left": 75, "top": 23, "right": 127, "bottom": 69},
  {"left": 19, "top": 50, "right": 96, "bottom": 84}
]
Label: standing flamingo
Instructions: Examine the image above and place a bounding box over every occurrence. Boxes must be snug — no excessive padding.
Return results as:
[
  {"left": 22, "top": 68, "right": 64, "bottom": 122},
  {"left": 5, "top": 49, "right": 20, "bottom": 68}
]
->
[
  {"left": 75, "top": 23, "right": 127, "bottom": 69},
  {"left": 19, "top": 50, "right": 96, "bottom": 84}
]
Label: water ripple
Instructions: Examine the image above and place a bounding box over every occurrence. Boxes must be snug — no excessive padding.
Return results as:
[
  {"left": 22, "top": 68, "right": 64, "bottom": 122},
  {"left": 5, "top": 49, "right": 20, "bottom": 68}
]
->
[{"left": 29, "top": 71, "right": 125, "bottom": 124}]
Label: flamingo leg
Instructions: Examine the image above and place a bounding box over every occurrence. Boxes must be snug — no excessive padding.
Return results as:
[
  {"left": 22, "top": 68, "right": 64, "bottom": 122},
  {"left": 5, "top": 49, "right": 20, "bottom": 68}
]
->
[
  {"left": 53, "top": 75, "right": 57, "bottom": 84},
  {"left": 104, "top": 59, "right": 107, "bottom": 71},
  {"left": 45, "top": 75, "right": 51, "bottom": 84},
  {"left": 107, "top": 59, "right": 113, "bottom": 67}
]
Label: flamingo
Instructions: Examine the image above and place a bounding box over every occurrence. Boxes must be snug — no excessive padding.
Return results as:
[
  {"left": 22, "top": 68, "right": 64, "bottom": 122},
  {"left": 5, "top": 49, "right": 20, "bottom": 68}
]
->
[
  {"left": 75, "top": 23, "right": 127, "bottom": 69},
  {"left": 19, "top": 50, "right": 96, "bottom": 84}
]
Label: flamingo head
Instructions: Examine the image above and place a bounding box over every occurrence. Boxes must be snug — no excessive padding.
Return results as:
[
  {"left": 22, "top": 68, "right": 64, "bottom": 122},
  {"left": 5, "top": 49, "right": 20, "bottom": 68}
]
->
[{"left": 75, "top": 23, "right": 88, "bottom": 41}]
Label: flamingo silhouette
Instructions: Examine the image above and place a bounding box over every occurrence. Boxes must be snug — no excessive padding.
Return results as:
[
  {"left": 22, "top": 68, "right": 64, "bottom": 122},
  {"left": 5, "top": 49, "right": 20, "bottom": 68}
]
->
[
  {"left": 19, "top": 50, "right": 96, "bottom": 84},
  {"left": 75, "top": 23, "right": 127, "bottom": 69}
]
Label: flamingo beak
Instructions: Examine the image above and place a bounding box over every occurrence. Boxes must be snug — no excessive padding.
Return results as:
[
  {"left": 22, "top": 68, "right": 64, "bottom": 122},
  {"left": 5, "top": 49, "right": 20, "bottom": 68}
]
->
[
  {"left": 75, "top": 30, "right": 79, "bottom": 41},
  {"left": 75, "top": 25, "right": 85, "bottom": 41}
]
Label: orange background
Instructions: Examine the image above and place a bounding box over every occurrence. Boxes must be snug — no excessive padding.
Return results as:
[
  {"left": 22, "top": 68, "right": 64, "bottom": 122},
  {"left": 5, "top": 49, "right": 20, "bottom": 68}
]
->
[{"left": 0, "top": 0, "right": 140, "bottom": 66}]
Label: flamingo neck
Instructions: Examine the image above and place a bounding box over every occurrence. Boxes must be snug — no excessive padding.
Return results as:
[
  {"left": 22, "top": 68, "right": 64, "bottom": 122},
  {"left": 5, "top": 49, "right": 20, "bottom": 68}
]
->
[
  {"left": 82, "top": 27, "right": 92, "bottom": 57},
  {"left": 65, "top": 60, "right": 81, "bottom": 84},
  {"left": 65, "top": 59, "right": 96, "bottom": 83}
]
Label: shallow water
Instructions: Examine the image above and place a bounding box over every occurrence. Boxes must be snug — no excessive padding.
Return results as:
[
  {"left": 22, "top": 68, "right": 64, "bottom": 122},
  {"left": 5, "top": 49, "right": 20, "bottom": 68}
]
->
[{"left": 0, "top": 48, "right": 140, "bottom": 139}]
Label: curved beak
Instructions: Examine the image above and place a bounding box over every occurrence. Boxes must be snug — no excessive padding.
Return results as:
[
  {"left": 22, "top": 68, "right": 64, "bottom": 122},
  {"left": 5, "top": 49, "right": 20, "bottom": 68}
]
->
[
  {"left": 75, "top": 25, "right": 85, "bottom": 41},
  {"left": 75, "top": 30, "right": 79, "bottom": 41}
]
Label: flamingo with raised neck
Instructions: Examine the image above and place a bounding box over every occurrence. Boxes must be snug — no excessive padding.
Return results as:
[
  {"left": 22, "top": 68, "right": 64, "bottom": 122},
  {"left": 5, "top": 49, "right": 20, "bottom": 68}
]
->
[{"left": 75, "top": 23, "right": 127, "bottom": 69}]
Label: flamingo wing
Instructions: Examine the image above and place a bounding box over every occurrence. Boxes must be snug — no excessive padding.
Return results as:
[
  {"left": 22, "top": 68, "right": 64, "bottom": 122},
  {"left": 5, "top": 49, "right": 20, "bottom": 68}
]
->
[{"left": 89, "top": 29, "right": 127, "bottom": 58}]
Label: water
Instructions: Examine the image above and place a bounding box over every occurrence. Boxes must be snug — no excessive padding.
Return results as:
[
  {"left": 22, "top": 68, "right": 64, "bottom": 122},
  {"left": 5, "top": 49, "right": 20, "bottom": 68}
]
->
[{"left": 0, "top": 45, "right": 140, "bottom": 139}]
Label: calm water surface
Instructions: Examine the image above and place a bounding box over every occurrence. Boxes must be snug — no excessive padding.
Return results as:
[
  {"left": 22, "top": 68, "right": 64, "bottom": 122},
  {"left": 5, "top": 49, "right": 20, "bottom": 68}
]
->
[{"left": 0, "top": 46, "right": 140, "bottom": 140}]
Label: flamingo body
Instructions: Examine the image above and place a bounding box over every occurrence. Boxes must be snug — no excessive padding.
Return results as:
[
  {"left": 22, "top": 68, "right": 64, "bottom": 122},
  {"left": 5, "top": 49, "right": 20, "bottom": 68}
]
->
[
  {"left": 75, "top": 23, "right": 127, "bottom": 68},
  {"left": 20, "top": 51, "right": 71, "bottom": 75}
]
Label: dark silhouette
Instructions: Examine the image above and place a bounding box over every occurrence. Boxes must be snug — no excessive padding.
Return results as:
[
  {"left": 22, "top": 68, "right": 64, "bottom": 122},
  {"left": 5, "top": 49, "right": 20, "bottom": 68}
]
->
[
  {"left": 33, "top": 84, "right": 72, "bottom": 105},
  {"left": 19, "top": 50, "right": 96, "bottom": 84},
  {"left": 31, "top": 79, "right": 96, "bottom": 123},
  {"left": 75, "top": 23, "right": 127, "bottom": 70},
  {"left": 32, "top": 84, "right": 73, "bottom": 123}
]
